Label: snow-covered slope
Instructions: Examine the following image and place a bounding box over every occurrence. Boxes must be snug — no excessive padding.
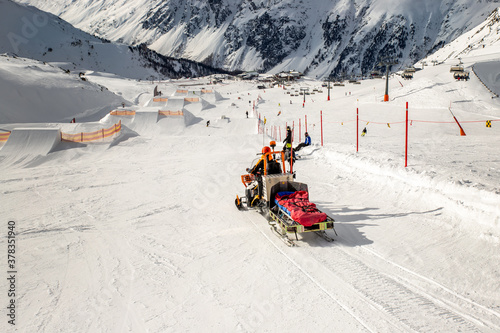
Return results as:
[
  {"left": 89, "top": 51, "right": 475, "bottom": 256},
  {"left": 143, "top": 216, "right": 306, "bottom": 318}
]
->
[
  {"left": 0, "top": 54, "right": 125, "bottom": 123},
  {"left": 14, "top": 0, "right": 500, "bottom": 77},
  {"left": 1, "top": 8, "right": 500, "bottom": 331},
  {"left": 421, "top": 7, "right": 500, "bottom": 97},
  {"left": 0, "top": 0, "right": 225, "bottom": 80},
  {"left": 1, "top": 52, "right": 500, "bottom": 331}
]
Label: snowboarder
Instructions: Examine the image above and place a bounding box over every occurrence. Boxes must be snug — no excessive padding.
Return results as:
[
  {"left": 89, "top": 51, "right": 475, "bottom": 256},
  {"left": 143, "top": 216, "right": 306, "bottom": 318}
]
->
[
  {"left": 295, "top": 132, "right": 311, "bottom": 151},
  {"left": 277, "top": 111, "right": 281, "bottom": 116},
  {"left": 246, "top": 111, "right": 249, "bottom": 118},
  {"left": 206, "top": 120, "right": 210, "bottom": 127},
  {"left": 361, "top": 127, "right": 367, "bottom": 136}
]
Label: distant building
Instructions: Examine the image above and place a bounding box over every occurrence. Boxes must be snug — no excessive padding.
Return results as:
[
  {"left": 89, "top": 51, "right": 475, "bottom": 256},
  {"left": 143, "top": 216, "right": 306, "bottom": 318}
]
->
[
  {"left": 275, "top": 70, "right": 304, "bottom": 82},
  {"left": 238, "top": 71, "right": 259, "bottom": 80}
]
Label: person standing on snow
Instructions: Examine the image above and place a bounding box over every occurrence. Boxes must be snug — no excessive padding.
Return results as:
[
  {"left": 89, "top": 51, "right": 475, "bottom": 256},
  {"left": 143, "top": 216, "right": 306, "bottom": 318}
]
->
[
  {"left": 295, "top": 132, "right": 311, "bottom": 151},
  {"left": 283, "top": 126, "right": 292, "bottom": 150},
  {"left": 282, "top": 126, "right": 296, "bottom": 163}
]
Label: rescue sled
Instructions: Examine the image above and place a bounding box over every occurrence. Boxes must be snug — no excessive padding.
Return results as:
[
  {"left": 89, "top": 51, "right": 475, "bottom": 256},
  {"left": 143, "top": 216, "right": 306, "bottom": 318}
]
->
[{"left": 235, "top": 143, "right": 336, "bottom": 246}]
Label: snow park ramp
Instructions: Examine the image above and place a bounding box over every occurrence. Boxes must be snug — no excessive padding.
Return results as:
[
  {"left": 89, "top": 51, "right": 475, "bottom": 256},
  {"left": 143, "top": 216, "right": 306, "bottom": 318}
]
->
[
  {"left": 197, "top": 89, "right": 225, "bottom": 103},
  {"left": 183, "top": 97, "right": 214, "bottom": 114},
  {"left": 165, "top": 98, "right": 185, "bottom": 111},
  {"left": 156, "top": 112, "right": 188, "bottom": 135},
  {"left": 102, "top": 110, "right": 136, "bottom": 127},
  {"left": 144, "top": 97, "right": 168, "bottom": 107},
  {"left": 0, "top": 128, "right": 61, "bottom": 165},
  {"left": 128, "top": 110, "right": 160, "bottom": 135}
]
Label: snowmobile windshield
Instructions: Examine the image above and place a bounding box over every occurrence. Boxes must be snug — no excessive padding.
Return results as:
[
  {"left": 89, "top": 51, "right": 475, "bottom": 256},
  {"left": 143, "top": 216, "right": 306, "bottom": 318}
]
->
[{"left": 249, "top": 157, "right": 260, "bottom": 169}]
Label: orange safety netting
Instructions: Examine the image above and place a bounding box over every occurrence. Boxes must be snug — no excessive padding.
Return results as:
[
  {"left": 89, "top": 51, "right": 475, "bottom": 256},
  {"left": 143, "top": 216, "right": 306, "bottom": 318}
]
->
[
  {"left": 201, "top": 89, "right": 213, "bottom": 93},
  {"left": 158, "top": 111, "right": 183, "bottom": 116},
  {"left": 184, "top": 97, "right": 199, "bottom": 102},
  {"left": 176, "top": 89, "right": 188, "bottom": 94},
  {"left": 61, "top": 121, "right": 121, "bottom": 142},
  {"left": 0, "top": 131, "right": 11, "bottom": 142},
  {"left": 110, "top": 110, "right": 136, "bottom": 116},
  {"left": 153, "top": 97, "right": 168, "bottom": 102}
]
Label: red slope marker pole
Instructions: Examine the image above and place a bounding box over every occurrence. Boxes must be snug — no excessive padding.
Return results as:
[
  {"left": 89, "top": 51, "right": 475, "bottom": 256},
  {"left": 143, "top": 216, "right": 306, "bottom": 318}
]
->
[
  {"left": 448, "top": 104, "right": 466, "bottom": 136},
  {"left": 356, "top": 108, "right": 359, "bottom": 152},
  {"left": 299, "top": 118, "right": 301, "bottom": 141},
  {"left": 405, "top": 102, "right": 408, "bottom": 167},
  {"left": 320, "top": 110, "right": 324, "bottom": 146}
]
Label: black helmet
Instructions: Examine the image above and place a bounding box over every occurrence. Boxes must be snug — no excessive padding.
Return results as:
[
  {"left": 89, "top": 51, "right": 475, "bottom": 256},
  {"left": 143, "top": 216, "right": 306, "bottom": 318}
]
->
[{"left": 287, "top": 126, "right": 291, "bottom": 130}]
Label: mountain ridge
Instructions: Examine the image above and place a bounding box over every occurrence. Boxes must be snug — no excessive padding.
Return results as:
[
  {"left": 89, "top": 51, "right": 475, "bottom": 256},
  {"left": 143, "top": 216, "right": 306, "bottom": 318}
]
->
[
  {"left": 1, "top": 0, "right": 227, "bottom": 80},
  {"left": 13, "top": 0, "right": 500, "bottom": 78}
]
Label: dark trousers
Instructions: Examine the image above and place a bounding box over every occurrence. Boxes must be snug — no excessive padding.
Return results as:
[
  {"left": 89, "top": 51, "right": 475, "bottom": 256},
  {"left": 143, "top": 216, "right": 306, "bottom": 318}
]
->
[{"left": 295, "top": 143, "right": 309, "bottom": 151}]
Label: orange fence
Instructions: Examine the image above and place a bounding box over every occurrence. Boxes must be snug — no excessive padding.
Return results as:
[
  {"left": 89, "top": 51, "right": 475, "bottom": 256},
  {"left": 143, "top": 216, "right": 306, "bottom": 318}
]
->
[
  {"left": 110, "top": 110, "right": 186, "bottom": 117},
  {"left": 0, "top": 131, "right": 10, "bottom": 142},
  {"left": 201, "top": 89, "right": 213, "bottom": 93},
  {"left": 110, "top": 110, "right": 136, "bottom": 116},
  {"left": 61, "top": 121, "right": 121, "bottom": 143},
  {"left": 159, "top": 111, "right": 184, "bottom": 116},
  {"left": 153, "top": 97, "right": 168, "bottom": 102},
  {"left": 184, "top": 97, "right": 199, "bottom": 102},
  {"left": 176, "top": 89, "right": 188, "bottom": 94}
]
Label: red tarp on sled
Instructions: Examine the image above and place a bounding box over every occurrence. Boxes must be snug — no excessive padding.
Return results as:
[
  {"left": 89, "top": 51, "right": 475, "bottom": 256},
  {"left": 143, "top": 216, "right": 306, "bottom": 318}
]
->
[{"left": 275, "top": 191, "right": 327, "bottom": 227}]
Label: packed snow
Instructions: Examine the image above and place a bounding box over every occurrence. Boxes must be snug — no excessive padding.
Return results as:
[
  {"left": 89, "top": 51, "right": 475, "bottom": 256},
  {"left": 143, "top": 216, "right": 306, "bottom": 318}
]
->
[
  {"left": 1, "top": 2, "right": 500, "bottom": 331},
  {"left": 1, "top": 48, "right": 500, "bottom": 332}
]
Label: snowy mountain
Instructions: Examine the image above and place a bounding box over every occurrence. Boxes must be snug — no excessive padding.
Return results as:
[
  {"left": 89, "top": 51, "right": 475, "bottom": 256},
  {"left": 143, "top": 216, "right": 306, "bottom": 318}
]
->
[
  {"left": 2, "top": 0, "right": 500, "bottom": 330},
  {"left": 13, "top": 0, "right": 500, "bottom": 78},
  {"left": 0, "top": 54, "right": 126, "bottom": 123},
  {"left": 0, "top": 0, "right": 226, "bottom": 80},
  {"left": 423, "top": 6, "right": 500, "bottom": 64},
  {"left": 2, "top": 30, "right": 500, "bottom": 332}
]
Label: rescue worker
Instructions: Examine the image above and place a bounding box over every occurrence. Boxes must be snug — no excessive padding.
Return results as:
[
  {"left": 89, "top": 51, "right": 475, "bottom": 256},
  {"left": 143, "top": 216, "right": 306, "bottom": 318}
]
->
[
  {"left": 248, "top": 146, "right": 271, "bottom": 175},
  {"left": 248, "top": 146, "right": 282, "bottom": 174}
]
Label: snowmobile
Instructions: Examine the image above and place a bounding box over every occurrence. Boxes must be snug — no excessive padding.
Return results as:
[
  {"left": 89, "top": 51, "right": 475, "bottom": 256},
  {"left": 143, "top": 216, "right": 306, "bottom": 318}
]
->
[{"left": 235, "top": 142, "right": 336, "bottom": 246}]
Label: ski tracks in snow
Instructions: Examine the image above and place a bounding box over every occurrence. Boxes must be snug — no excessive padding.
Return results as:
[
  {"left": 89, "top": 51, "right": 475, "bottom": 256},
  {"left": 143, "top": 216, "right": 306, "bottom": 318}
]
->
[
  {"left": 245, "top": 210, "right": 500, "bottom": 332},
  {"left": 238, "top": 145, "right": 500, "bottom": 332}
]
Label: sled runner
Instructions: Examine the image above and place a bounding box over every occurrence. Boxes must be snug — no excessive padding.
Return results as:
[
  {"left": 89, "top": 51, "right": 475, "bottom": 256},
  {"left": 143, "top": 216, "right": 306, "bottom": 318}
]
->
[{"left": 235, "top": 144, "right": 336, "bottom": 246}]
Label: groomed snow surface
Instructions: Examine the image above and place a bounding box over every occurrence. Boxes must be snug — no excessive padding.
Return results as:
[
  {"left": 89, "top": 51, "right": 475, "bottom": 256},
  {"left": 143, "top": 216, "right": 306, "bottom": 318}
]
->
[{"left": 1, "top": 58, "right": 500, "bottom": 332}]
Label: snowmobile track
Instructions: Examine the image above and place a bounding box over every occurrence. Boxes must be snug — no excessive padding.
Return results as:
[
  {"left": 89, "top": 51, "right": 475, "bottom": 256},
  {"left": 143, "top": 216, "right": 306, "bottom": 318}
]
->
[
  {"left": 245, "top": 211, "right": 496, "bottom": 332},
  {"left": 243, "top": 212, "right": 373, "bottom": 331},
  {"left": 308, "top": 245, "right": 489, "bottom": 332},
  {"left": 247, "top": 197, "right": 498, "bottom": 332}
]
